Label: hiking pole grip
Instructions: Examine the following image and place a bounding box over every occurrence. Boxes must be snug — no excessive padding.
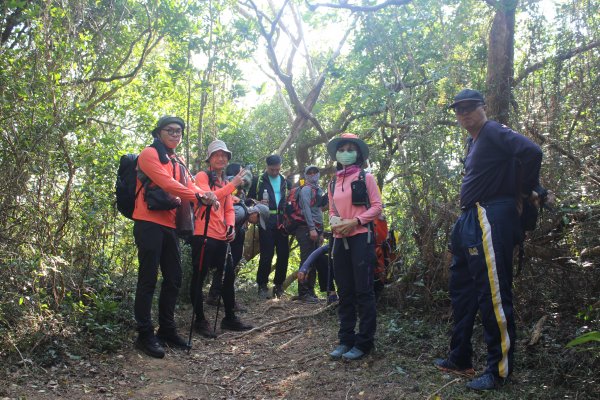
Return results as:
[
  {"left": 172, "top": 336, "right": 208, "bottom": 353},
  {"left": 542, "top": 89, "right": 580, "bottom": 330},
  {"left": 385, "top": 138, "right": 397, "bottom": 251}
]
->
[{"left": 187, "top": 204, "right": 212, "bottom": 352}]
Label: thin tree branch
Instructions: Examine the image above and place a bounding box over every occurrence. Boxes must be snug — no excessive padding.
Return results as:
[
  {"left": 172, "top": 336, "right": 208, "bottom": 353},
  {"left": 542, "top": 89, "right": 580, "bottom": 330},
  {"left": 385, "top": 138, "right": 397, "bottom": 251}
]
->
[
  {"left": 514, "top": 40, "right": 600, "bottom": 86},
  {"left": 230, "top": 303, "right": 337, "bottom": 339},
  {"left": 245, "top": 0, "right": 327, "bottom": 140},
  {"left": 66, "top": 28, "right": 153, "bottom": 85},
  {"left": 524, "top": 123, "right": 600, "bottom": 187},
  {"left": 483, "top": 0, "right": 501, "bottom": 9},
  {"left": 291, "top": 2, "right": 316, "bottom": 81},
  {"left": 255, "top": 61, "right": 295, "bottom": 124},
  {"left": 83, "top": 34, "right": 162, "bottom": 112},
  {"left": 276, "top": 16, "right": 357, "bottom": 154},
  {"left": 306, "top": 0, "right": 412, "bottom": 12}
]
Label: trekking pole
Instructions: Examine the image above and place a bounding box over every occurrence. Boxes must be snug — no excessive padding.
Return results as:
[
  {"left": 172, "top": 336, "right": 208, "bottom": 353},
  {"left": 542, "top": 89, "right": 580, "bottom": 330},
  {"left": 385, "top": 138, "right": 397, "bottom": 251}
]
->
[
  {"left": 187, "top": 204, "right": 212, "bottom": 352},
  {"left": 213, "top": 240, "right": 233, "bottom": 333},
  {"left": 327, "top": 234, "right": 333, "bottom": 301}
]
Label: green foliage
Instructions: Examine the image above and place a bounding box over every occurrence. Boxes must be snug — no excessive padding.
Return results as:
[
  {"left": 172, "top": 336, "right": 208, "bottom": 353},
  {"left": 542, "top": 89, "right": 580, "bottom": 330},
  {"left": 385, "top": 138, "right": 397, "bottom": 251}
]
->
[
  {"left": 0, "top": 0, "right": 257, "bottom": 362},
  {"left": 0, "top": 6, "right": 598, "bottom": 396},
  {"left": 566, "top": 331, "right": 600, "bottom": 348},
  {"left": 66, "top": 287, "right": 131, "bottom": 352}
]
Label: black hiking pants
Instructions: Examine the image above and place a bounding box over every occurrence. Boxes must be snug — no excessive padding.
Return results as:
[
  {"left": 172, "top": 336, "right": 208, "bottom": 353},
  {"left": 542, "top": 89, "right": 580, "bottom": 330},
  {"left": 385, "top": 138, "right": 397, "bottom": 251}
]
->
[
  {"left": 133, "top": 220, "right": 182, "bottom": 335},
  {"left": 256, "top": 225, "right": 289, "bottom": 287},
  {"left": 333, "top": 232, "right": 377, "bottom": 352},
  {"left": 208, "top": 229, "right": 245, "bottom": 298},
  {"left": 190, "top": 237, "right": 236, "bottom": 320}
]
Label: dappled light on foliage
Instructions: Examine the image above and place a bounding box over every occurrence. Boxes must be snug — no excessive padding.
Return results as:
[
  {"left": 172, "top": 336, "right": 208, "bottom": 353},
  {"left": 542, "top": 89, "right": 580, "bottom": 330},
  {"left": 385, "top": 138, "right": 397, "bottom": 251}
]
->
[{"left": 0, "top": 0, "right": 598, "bottom": 398}]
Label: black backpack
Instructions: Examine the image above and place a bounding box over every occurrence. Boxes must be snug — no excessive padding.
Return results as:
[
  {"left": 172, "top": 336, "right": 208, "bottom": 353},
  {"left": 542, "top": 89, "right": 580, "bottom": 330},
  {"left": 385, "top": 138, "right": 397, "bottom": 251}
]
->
[
  {"left": 329, "top": 169, "right": 370, "bottom": 207},
  {"left": 115, "top": 154, "right": 142, "bottom": 219},
  {"left": 520, "top": 186, "right": 549, "bottom": 232},
  {"left": 516, "top": 186, "right": 550, "bottom": 275}
]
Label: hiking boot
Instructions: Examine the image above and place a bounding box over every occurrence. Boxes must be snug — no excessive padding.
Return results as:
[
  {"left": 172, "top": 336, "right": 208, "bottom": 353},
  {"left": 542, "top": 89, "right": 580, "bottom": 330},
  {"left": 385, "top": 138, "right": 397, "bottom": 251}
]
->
[
  {"left": 272, "top": 284, "right": 284, "bottom": 299},
  {"left": 329, "top": 344, "right": 351, "bottom": 359},
  {"left": 194, "top": 319, "right": 217, "bottom": 339},
  {"left": 298, "top": 294, "right": 320, "bottom": 304},
  {"left": 156, "top": 328, "right": 190, "bottom": 350},
  {"left": 205, "top": 293, "right": 220, "bottom": 306},
  {"left": 466, "top": 373, "right": 504, "bottom": 391},
  {"left": 433, "top": 358, "right": 475, "bottom": 377},
  {"left": 342, "top": 346, "right": 366, "bottom": 361},
  {"left": 258, "top": 285, "right": 271, "bottom": 299},
  {"left": 135, "top": 333, "right": 165, "bottom": 359},
  {"left": 221, "top": 316, "right": 253, "bottom": 331}
]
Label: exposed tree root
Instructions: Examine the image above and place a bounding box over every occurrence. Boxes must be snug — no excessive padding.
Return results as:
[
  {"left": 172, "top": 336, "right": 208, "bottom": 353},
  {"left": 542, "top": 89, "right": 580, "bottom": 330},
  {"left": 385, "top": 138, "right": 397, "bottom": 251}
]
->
[{"left": 230, "top": 303, "right": 337, "bottom": 339}]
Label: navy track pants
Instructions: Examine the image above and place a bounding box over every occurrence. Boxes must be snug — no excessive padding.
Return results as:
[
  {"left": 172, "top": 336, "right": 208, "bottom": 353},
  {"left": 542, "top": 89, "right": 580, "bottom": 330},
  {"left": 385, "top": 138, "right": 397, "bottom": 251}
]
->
[{"left": 448, "top": 197, "right": 518, "bottom": 378}]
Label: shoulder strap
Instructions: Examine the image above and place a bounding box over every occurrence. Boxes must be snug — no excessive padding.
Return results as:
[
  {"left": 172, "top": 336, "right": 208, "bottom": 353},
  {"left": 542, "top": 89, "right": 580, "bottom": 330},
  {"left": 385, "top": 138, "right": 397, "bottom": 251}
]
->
[
  {"left": 255, "top": 173, "right": 264, "bottom": 197},
  {"left": 173, "top": 155, "right": 194, "bottom": 182},
  {"left": 360, "top": 169, "right": 371, "bottom": 209},
  {"left": 360, "top": 169, "right": 374, "bottom": 243},
  {"left": 330, "top": 176, "right": 337, "bottom": 196},
  {"left": 329, "top": 176, "right": 340, "bottom": 217},
  {"left": 202, "top": 169, "right": 217, "bottom": 189},
  {"left": 309, "top": 185, "right": 318, "bottom": 205},
  {"left": 133, "top": 157, "right": 144, "bottom": 201}
]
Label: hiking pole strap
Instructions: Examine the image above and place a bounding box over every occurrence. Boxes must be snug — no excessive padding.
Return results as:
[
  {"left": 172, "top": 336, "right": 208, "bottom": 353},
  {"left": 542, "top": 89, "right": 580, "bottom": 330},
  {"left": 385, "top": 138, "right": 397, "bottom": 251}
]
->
[{"left": 342, "top": 237, "right": 349, "bottom": 250}]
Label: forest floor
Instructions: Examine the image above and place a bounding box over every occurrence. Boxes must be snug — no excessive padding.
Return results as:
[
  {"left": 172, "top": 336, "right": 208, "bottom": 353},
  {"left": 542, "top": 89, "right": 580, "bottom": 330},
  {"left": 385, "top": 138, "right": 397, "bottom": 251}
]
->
[{"left": 0, "top": 287, "right": 596, "bottom": 400}]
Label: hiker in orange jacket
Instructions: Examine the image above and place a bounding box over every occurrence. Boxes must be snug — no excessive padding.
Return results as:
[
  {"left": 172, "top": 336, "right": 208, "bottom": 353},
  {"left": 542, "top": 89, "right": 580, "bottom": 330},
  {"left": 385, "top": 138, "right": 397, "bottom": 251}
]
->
[
  {"left": 190, "top": 140, "right": 254, "bottom": 338},
  {"left": 132, "top": 116, "right": 217, "bottom": 359}
]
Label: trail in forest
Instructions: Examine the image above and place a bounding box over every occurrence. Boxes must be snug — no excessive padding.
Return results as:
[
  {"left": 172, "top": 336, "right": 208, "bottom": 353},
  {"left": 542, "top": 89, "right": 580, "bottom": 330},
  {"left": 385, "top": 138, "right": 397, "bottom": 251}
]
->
[
  {"left": 1, "top": 294, "right": 419, "bottom": 399},
  {"left": 0, "top": 292, "right": 502, "bottom": 400}
]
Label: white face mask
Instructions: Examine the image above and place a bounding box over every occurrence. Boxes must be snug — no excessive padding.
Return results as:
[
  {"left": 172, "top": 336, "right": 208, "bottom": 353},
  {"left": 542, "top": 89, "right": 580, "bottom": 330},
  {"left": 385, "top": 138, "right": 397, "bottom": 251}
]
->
[{"left": 336, "top": 150, "right": 357, "bottom": 166}]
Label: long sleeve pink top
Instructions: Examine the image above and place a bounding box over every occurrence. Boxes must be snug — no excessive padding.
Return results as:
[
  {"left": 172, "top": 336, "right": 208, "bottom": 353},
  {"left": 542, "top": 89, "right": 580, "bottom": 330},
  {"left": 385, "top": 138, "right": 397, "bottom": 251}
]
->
[{"left": 328, "top": 169, "right": 383, "bottom": 238}]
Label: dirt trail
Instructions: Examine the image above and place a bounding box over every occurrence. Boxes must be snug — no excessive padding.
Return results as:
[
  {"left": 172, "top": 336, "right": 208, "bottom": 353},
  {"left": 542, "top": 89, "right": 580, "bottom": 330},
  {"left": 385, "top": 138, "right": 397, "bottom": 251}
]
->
[{"left": 1, "top": 294, "right": 452, "bottom": 400}]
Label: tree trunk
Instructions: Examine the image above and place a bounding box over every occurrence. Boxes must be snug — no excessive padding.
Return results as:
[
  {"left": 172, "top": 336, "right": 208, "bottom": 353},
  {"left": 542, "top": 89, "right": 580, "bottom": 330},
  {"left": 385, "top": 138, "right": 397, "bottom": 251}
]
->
[{"left": 485, "top": 1, "right": 516, "bottom": 125}]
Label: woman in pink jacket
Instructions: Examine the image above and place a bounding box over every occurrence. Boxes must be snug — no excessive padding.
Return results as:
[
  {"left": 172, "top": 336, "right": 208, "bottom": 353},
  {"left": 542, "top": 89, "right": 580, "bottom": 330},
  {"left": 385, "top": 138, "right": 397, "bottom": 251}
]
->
[{"left": 326, "top": 133, "right": 382, "bottom": 361}]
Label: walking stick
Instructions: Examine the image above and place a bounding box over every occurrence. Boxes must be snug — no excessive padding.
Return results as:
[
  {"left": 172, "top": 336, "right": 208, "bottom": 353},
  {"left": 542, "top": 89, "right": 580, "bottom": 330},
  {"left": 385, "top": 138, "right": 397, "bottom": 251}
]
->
[
  {"left": 213, "top": 238, "right": 233, "bottom": 332},
  {"left": 187, "top": 204, "right": 212, "bottom": 352},
  {"left": 327, "top": 234, "right": 335, "bottom": 299}
]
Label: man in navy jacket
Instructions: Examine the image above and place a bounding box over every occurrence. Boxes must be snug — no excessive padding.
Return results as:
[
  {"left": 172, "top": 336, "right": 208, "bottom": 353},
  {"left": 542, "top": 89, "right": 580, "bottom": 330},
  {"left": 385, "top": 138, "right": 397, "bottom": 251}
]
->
[
  {"left": 250, "top": 155, "right": 292, "bottom": 299},
  {"left": 434, "top": 89, "right": 543, "bottom": 390}
]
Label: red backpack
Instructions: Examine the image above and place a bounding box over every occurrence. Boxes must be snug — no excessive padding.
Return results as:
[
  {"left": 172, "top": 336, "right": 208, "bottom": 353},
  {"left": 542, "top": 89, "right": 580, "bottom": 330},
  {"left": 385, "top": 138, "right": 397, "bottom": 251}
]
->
[{"left": 283, "top": 183, "right": 317, "bottom": 234}]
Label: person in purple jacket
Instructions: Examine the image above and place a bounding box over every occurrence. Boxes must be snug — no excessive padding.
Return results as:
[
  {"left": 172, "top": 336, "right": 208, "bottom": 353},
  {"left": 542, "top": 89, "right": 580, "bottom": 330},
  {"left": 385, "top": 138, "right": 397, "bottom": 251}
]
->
[
  {"left": 326, "top": 133, "right": 383, "bottom": 361},
  {"left": 434, "top": 89, "right": 544, "bottom": 391}
]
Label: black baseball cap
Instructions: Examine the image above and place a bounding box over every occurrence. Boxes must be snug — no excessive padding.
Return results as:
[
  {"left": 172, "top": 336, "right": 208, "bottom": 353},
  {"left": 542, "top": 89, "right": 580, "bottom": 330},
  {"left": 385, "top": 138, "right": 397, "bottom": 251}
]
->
[
  {"left": 449, "top": 89, "right": 485, "bottom": 108},
  {"left": 266, "top": 154, "right": 282, "bottom": 166}
]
